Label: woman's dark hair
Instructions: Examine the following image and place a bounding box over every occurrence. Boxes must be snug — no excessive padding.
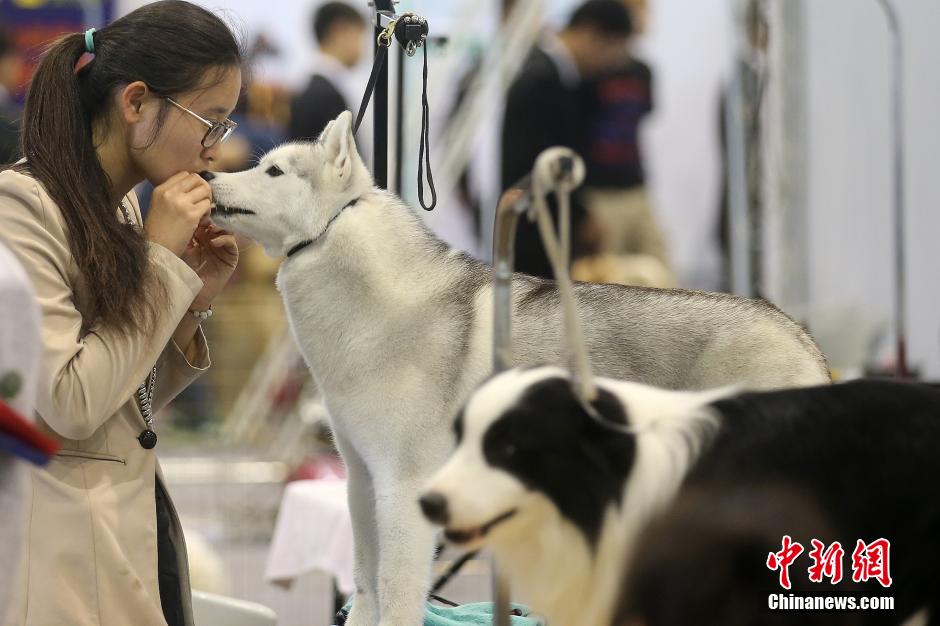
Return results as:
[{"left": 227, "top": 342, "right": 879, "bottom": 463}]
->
[{"left": 14, "top": 0, "right": 242, "bottom": 335}]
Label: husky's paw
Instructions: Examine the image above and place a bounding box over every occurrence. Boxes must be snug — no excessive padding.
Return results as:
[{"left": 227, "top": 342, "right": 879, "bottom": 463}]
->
[
  {"left": 343, "top": 598, "right": 379, "bottom": 626},
  {"left": 376, "top": 606, "right": 426, "bottom": 626},
  {"left": 378, "top": 619, "right": 423, "bottom": 626}
]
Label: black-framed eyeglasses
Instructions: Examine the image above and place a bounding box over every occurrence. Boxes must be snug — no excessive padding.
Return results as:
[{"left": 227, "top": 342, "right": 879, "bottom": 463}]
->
[{"left": 165, "top": 97, "right": 238, "bottom": 149}]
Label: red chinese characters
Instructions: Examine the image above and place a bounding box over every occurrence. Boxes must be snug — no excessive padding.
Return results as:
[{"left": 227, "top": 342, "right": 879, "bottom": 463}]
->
[
  {"left": 768, "top": 536, "right": 893, "bottom": 589},
  {"left": 807, "top": 539, "right": 845, "bottom": 584},
  {"left": 851, "top": 538, "right": 893, "bottom": 588},
  {"left": 767, "top": 535, "right": 805, "bottom": 590}
]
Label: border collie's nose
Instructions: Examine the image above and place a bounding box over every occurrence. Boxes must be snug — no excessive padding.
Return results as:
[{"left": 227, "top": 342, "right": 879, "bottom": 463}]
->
[
  {"left": 419, "top": 492, "right": 449, "bottom": 525},
  {"left": 198, "top": 171, "right": 215, "bottom": 181}
]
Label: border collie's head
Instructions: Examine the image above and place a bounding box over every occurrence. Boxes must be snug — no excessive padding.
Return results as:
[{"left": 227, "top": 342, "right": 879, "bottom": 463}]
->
[
  {"left": 420, "top": 366, "right": 638, "bottom": 553},
  {"left": 421, "top": 367, "right": 733, "bottom": 557}
]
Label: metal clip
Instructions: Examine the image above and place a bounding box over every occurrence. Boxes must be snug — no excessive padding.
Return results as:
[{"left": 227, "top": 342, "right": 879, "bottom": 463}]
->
[
  {"left": 377, "top": 19, "right": 397, "bottom": 47},
  {"left": 397, "top": 13, "right": 427, "bottom": 57}
]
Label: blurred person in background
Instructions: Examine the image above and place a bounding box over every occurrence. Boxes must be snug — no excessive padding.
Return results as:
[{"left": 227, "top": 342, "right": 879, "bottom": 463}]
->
[
  {"left": 502, "top": 0, "right": 633, "bottom": 279},
  {"left": 288, "top": 1, "right": 366, "bottom": 142},
  {"left": 448, "top": 0, "right": 518, "bottom": 243},
  {"left": 0, "top": 2, "right": 243, "bottom": 623},
  {"left": 575, "top": 0, "right": 675, "bottom": 288},
  {"left": 717, "top": 0, "right": 769, "bottom": 293},
  {"left": 0, "top": 25, "right": 23, "bottom": 164}
]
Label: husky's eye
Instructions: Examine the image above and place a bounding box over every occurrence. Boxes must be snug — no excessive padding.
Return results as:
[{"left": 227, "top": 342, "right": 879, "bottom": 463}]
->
[{"left": 266, "top": 165, "right": 284, "bottom": 177}]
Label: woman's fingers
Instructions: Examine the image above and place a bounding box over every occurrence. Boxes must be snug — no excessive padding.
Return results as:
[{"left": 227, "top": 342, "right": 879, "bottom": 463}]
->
[
  {"left": 180, "top": 172, "right": 209, "bottom": 193},
  {"left": 161, "top": 171, "right": 193, "bottom": 189},
  {"left": 184, "top": 181, "right": 213, "bottom": 205},
  {"left": 209, "top": 234, "right": 237, "bottom": 249},
  {"left": 192, "top": 197, "right": 212, "bottom": 220}
]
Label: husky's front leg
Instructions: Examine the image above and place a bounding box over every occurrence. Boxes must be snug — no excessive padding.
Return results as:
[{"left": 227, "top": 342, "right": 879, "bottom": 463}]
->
[
  {"left": 335, "top": 437, "right": 380, "bottom": 626},
  {"left": 374, "top": 479, "right": 437, "bottom": 626}
]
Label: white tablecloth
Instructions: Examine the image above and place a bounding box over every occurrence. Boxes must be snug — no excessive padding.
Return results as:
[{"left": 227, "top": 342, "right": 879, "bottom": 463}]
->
[{"left": 264, "top": 478, "right": 355, "bottom": 595}]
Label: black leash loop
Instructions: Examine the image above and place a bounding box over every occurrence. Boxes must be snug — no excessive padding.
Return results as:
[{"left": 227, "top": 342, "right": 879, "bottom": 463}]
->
[
  {"left": 417, "top": 42, "right": 437, "bottom": 211},
  {"left": 352, "top": 12, "right": 436, "bottom": 210}
]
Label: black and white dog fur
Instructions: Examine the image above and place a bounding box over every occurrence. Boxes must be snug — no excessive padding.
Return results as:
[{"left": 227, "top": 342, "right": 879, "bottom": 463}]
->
[
  {"left": 205, "top": 111, "right": 829, "bottom": 625},
  {"left": 422, "top": 367, "right": 940, "bottom": 626}
]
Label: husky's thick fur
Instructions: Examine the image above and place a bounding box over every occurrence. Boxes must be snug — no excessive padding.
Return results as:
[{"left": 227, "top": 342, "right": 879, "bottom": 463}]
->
[
  {"left": 205, "top": 111, "right": 829, "bottom": 626},
  {"left": 422, "top": 367, "right": 940, "bottom": 626}
]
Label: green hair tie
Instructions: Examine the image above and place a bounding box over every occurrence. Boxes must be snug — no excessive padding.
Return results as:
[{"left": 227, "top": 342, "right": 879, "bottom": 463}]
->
[{"left": 84, "top": 28, "right": 96, "bottom": 54}]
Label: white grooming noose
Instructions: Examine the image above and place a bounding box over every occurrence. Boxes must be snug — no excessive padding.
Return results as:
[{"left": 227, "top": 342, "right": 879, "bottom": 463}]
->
[{"left": 526, "top": 148, "right": 597, "bottom": 404}]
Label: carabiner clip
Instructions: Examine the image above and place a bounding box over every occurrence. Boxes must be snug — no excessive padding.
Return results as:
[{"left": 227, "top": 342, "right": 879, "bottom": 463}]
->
[{"left": 377, "top": 19, "right": 397, "bottom": 47}]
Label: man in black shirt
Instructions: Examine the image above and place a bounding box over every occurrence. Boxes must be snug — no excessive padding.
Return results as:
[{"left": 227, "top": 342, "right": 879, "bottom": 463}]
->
[
  {"left": 288, "top": 2, "right": 365, "bottom": 142},
  {"left": 502, "top": 0, "right": 633, "bottom": 278}
]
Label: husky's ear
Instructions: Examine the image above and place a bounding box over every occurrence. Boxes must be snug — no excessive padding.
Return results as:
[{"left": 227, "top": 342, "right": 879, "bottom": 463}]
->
[
  {"left": 316, "top": 119, "right": 336, "bottom": 143},
  {"left": 323, "top": 111, "right": 355, "bottom": 180}
]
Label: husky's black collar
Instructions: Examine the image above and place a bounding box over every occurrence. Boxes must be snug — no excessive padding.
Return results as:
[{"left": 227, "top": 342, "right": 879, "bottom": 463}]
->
[{"left": 286, "top": 197, "right": 360, "bottom": 259}]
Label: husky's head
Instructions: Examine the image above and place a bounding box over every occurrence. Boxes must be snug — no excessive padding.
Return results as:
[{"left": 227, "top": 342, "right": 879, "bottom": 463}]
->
[{"left": 203, "top": 111, "right": 371, "bottom": 257}]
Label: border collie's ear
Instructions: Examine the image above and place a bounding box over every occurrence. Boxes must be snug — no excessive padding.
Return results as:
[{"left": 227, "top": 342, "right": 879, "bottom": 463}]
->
[{"left": 323, "top": 111, "right": 354, "bottom": 180}]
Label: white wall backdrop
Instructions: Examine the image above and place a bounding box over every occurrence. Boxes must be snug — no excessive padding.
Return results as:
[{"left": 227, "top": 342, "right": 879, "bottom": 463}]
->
[
  {"left": 768, "top": 0, "right": 940, "bottom": 376},
  {"left": 636, "top": 0, "right": 734, "bottom": 291}
]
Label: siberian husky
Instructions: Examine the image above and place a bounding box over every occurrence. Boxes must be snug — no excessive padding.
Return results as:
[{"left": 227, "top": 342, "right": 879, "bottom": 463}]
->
[
  {"left": 204, "top": 111, "right": 829, "bottom": 625},
  {"left": 422, "top": 367, "right": 940, "bottom": 626}
]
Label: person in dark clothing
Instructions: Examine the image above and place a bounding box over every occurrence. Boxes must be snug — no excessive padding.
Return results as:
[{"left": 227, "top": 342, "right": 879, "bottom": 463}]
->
[
  {"left": 583, "top": 57, "right": 653, "bottom": 191},
  {"left": 288, "top": 2, "right": 365, "bottom": 142},
  {"left": 716, "top": 0, "right": 769, "bottom": 295},
  {"left": 579, "top": 0, "right": 673, "bottom": 280},
  {"left": 501, "top": 0, "right": 632, "bottom": 278},
  {"left": 0, "top": 26, "right": 23, "bottom": 165}
]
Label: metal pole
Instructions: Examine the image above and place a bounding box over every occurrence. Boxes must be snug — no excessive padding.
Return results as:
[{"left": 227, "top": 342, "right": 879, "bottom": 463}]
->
[
  {"left": 374, "top": 26, "right": 389, "bottom": 189},
  {"left": 488, "top": 148, "right": 585, "bottom": 626},
  {"left": 875, "top": 0, "right": 907, "bottom": 378},
  {"left": 725, "top": 62, "right": 752, "bottom": 298},
  {"left": 370, "top": 0, "right": 396, "bottom": 189},
  {"left": 395, "top": 44, "right": 405, "bottom": 194},
  {"left": 490, "top": 188, "right": 527, "bottom": 626}
]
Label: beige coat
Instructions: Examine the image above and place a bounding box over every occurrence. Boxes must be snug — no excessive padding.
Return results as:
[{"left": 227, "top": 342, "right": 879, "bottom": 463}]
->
[{"left": 0, "top": 169, "right": 209, "bottom": 626}]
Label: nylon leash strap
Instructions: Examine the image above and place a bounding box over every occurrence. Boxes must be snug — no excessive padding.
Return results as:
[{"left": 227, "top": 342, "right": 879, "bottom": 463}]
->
[{"left": 353, "top": 12, "right": 436, "bottom": 211}]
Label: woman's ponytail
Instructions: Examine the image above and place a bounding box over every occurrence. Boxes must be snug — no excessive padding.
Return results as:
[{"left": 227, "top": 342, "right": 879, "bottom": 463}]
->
[{"left": 13, "top": 2, "right": 242, "bottom": 335}]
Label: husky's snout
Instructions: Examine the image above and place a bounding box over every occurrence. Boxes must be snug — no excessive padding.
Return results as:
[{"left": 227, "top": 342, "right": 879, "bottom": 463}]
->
[{"left": 199, "top": 171, "right": 256, "bottom": 217}]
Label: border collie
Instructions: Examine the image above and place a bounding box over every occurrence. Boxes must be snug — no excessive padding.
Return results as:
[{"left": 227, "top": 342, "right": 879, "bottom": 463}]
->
[{"left": 421, "top": 367, "right": 940, "bottom": 626}]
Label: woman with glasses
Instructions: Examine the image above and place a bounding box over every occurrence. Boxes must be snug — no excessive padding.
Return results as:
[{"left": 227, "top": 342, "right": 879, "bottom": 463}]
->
[{"left": 0, "top": 2, "right": 243, "bottom": 624}]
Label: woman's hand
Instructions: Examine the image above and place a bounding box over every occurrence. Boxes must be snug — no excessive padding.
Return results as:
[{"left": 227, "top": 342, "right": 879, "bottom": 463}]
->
[
  {"left": 144, "top": 172, "right": 212, "bottom": 257},
  {"left": 182, "top": 223, "right": 239, "bottom": 310}
]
